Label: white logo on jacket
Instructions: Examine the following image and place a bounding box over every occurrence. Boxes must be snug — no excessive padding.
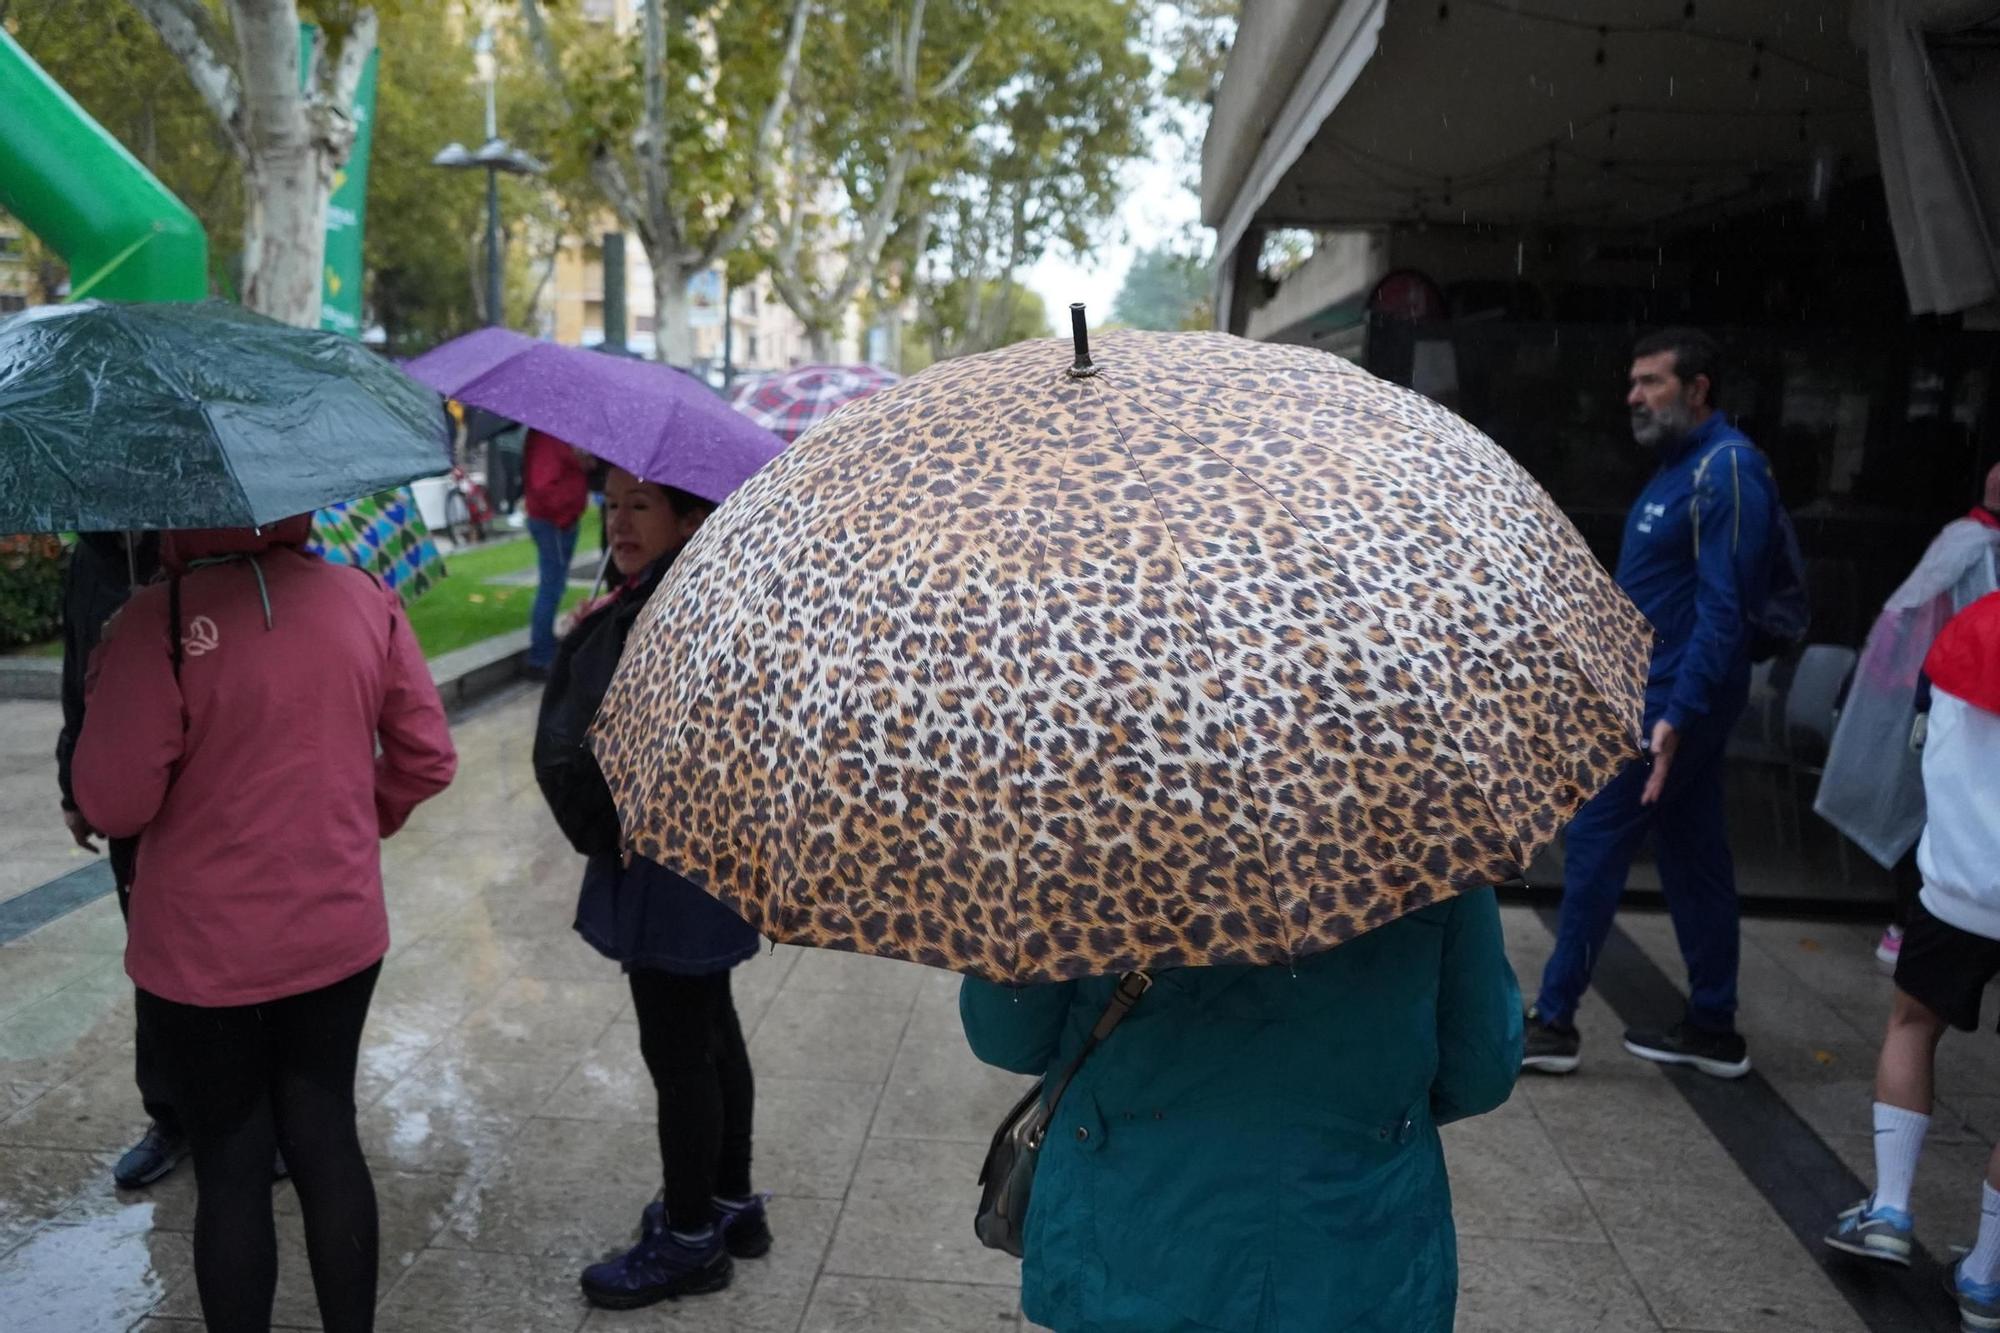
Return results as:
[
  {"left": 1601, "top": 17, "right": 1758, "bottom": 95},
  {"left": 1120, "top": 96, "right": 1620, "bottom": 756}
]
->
[
  {"left": 1636, "top": 501, "right": 1668, "bottom": 534},
  {"left": 182, "top": 616, "right": 220, "bottom": 657}
]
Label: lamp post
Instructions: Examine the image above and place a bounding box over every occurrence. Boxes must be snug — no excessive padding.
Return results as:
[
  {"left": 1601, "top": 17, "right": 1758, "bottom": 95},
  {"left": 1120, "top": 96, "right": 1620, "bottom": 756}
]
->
[{"left": 432, "top": 24, "right": 544, "bottom": 327}]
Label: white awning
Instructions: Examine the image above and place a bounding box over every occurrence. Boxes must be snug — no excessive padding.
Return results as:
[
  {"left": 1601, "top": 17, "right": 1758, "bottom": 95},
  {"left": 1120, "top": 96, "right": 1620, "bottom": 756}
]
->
[{"left": 1859, "top": 0, "right": 2000, "bottom": 315}]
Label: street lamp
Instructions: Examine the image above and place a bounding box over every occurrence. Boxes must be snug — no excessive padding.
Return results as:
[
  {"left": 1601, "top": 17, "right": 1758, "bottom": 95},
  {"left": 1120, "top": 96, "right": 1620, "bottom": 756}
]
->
[{"left": 432, "top": 25, "right": 545, "bottom": 327}]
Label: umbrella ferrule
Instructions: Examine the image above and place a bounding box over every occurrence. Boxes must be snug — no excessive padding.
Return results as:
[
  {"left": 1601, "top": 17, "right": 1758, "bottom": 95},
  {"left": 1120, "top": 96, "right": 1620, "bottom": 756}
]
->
[{"left": 1067, "top": 303, "right": 1098, "bottom": 379}]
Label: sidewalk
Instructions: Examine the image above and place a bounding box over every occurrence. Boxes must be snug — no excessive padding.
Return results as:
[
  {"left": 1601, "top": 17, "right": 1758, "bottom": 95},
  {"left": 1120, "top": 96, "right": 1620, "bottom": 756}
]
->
[{"left": 0, "top": 687, "right": 1975, "bottom": 1331}]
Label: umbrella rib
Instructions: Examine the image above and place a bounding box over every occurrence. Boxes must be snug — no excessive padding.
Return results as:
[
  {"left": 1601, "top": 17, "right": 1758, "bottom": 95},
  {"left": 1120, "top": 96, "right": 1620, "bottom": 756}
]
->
[
  {"left": 1103, "top": 383, "right": 1529, "bottom": 877},
  {"left": 1136, "top": 379, "right": 1633, "bottom": 709},
  {"left": 1094, "top": 389, "right": 1298, "bottom": 964}
]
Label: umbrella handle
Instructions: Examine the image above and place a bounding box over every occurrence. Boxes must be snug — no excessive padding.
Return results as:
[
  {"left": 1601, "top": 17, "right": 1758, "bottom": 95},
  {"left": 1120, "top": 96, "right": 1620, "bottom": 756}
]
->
[{"left": 1068, "top": 304, "right": 1097, "bottom": 379}]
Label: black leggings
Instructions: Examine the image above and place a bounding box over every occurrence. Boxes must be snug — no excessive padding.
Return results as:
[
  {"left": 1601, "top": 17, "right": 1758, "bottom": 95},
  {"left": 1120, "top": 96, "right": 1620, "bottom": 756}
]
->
[
  {"left": 629, "top": 967, "right": 755, "bottom": 1232},
  {"left": 138, "top": 962, "right": 382, "bottom": 1333}
]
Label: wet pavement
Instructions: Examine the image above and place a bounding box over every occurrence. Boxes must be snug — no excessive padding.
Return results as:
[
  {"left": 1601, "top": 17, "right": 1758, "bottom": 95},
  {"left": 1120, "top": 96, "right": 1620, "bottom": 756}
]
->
[{"left": 0, "top": 685, "right": 1986, "bottom": 1331}]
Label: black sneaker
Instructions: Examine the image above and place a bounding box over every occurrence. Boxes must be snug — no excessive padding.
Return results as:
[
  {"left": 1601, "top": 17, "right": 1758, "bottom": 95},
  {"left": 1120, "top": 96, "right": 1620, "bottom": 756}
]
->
[
  {"left": 640, "top": 1195, "right": 773, "bottom": 1261},
  {"left": 1623, "top": 1019, "right": 1751, "bottom": 1079},
  {"left": 580, "top": 1228, "right": 732, "bottom": 1310},
  {"left": 714, "top": 1193, "right": 774, "bottom": 1259},
  {"left": 113, "top": 1123, "right": 188, "bottom": 1190},
  {"left": 1522, "top": 1011, "right": 1581, "bottom": 1074}
]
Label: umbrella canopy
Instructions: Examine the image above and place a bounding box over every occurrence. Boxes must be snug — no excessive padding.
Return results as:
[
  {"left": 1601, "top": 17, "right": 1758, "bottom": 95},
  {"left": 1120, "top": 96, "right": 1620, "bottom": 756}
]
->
[
  {"left": 405, "top": 328, "right": 783, "bottom": 505},
  {"left": 590, "top": 330, "right": 1651, "bottom": 983},
  {"left": 0, "top": 301, "right": 449, "bottom": 533},
  {"left": 728, "top": 362, "right": 899, "bottom": 443}
]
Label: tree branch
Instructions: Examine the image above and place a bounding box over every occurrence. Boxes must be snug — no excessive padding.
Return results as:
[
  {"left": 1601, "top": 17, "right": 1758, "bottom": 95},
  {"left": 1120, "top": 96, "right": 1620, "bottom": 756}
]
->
[
  {"left": 130, "top": 0, "right": 244, "bottom": 158},
  {"left": 639, "top": 0, "right": 677, "bottom": 262},
  {"left": 516, "top": 0, "right": 574, "bottom": 107},
  {"left": 695, "top": 0, "right": 812, "bottom": 268},
  {"left": 928, "top": 40, "right": 983, "bottom": 100}
]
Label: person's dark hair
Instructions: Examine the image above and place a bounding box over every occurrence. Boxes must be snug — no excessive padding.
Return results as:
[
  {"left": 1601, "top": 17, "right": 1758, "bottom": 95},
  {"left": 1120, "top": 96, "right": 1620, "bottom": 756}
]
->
[
  {"left": 660, "top": 484, "right": 717, "bottom": 522},
  {"left": 1633, "top": 326, "right": 1722, "bottom": 403}
]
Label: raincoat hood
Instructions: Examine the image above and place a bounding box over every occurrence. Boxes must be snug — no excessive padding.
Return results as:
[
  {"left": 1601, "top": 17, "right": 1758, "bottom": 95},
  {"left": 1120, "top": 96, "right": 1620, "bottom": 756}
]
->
[
  {"left": 1927, "top": 591, "right": 2000, "bottom": 718},
  {"left": 160, "top": 515, "right": 314, "bottom": 574}
]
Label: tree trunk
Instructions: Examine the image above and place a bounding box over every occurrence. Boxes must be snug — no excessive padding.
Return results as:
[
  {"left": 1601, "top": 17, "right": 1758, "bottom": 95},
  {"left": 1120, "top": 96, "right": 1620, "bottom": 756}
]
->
[
  {"left": 655, "top": 263, "right": 693, "bottom": 365},
  {"left": 808, "top": 324, "right": 836, "bottom": 363},
  {"left": 240, "top": 143, "right": 326, "bottom": 325},
  {"left": 232, "top": 0, "right": 325, "bottom": 325}
]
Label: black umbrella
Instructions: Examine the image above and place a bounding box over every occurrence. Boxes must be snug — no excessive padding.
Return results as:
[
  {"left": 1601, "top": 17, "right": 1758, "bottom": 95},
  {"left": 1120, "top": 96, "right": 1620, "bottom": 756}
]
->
[{"left": 0, "top": 301, "right": 450, "bottom": 532}]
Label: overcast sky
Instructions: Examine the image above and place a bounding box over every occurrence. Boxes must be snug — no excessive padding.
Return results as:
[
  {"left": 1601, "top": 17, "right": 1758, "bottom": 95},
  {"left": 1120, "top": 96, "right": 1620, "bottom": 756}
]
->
[{"left": 1024, "top": 71, "right": 1209, "bottom": 328}]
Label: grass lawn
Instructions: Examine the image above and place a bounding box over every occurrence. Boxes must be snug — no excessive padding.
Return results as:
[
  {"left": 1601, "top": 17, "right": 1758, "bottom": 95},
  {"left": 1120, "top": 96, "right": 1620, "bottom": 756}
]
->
[{"left": 406, "top": 509, "right": 604, "bottom": 659}]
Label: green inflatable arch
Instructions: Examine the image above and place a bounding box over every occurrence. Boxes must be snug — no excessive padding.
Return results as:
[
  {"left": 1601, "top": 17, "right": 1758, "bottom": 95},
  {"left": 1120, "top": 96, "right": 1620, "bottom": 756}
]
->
[{"left": 0, "top": 28, "right": 208, "bottom": 302}]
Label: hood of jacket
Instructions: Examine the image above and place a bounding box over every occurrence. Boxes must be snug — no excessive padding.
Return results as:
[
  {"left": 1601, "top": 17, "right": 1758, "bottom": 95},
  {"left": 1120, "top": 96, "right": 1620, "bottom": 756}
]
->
[
  {"left": 1928, "top": 590, "right": 2000, "bottom": 718},
  {"left": 160, "top": 515, "right": 314, "bottom": 574}
]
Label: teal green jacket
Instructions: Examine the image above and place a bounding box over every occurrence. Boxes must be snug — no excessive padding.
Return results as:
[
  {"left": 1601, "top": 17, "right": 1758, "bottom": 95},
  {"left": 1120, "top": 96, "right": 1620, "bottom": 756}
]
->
[{"left": 960, "top": 889, "right": 1522, "bottom": 1333}]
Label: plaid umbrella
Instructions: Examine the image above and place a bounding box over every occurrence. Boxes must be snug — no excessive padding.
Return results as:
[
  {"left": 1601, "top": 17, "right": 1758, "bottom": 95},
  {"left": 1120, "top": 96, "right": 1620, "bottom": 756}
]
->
[
  {"left": 591, "top": 330, "right": 1650, "bottom": 983},
  {"left": 729, "top": 363, "right": 899, "bottom": 443}
]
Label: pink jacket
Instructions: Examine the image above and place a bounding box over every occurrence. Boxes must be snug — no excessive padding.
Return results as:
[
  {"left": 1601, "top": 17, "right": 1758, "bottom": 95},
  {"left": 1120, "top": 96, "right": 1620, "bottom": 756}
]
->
[{"left": 74, "top": 525, "right": 457, "bottom": 1007}]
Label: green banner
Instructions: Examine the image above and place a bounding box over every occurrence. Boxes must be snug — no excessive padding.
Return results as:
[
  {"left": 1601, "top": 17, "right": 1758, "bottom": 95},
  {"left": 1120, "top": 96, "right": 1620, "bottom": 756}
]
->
[{"left": 319, "top": 46, "right": 376, "bottom": 336}]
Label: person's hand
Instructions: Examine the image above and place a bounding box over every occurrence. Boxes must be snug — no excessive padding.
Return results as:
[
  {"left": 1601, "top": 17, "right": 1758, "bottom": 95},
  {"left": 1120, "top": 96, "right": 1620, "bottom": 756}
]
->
[
  {"left": 62, "top": 806, "right": 101, "bottom": 855},
  {"left": 1640, "top": 720, "right": 1679, "bottom": 806}
]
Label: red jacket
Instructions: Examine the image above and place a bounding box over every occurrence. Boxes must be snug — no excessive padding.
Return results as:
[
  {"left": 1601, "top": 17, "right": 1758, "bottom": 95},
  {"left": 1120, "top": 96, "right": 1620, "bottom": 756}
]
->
[
  {"left": 74, "top": 523, "right": 457, "bottom": 1007},
  {"left": 524, "top": 429, "right": 590, "bottom": 528}
]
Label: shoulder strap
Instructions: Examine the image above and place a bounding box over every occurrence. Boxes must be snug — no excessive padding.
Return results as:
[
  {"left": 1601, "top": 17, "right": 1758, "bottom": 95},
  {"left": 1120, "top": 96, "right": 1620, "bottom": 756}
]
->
[
  {"left": 167, "top": 574, "right": 183, "bottom": 681},
  {"left": 1041, "top": 971, "right": 1152, "bottom": 1124}
]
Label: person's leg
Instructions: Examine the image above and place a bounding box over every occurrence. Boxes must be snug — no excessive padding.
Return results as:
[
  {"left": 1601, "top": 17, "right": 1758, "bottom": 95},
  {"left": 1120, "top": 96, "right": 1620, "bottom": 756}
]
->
[
  {"left": 140, "top": 988, "right": 281, "bottom": 1333},
  {"left": 711, "top": 972, "right": 754, "bottom": 1204},
  {"left": 629, "top": 969, "right": 726, "bottom": 1235},
  {"left": 112, "top": 840, "right": 184, "bottom": 1188},
  {"left": 1648, "top": 715, "right": 1741, "bottom": 1033},
  {"left": 1867, "top": 988, "right": 1948, "bottom": 1218},
  {"left": 526, "top": 517, "right": 567, "bottom": 671},
  {"left": 267, "top": 963, "right": 382, "bottom": 1333},
  {"left": 1532, "top": 759, "right": 1654, "bottom": 1027}
]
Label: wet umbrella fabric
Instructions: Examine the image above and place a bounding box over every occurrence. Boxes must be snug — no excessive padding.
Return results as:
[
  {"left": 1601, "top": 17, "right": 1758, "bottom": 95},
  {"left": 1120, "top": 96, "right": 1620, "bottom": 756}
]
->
[
  {"left": 590, "top": 330, "right": 1652, "bottom": 984},
  {"left": 728, "top": 363, "right": 899, "bottom": 443},
  {"left": 0, "top": 301, "right": 449, "bottom": 533},
  {"left": 404, "top": 328, "right": 783, "bottom": 505}
]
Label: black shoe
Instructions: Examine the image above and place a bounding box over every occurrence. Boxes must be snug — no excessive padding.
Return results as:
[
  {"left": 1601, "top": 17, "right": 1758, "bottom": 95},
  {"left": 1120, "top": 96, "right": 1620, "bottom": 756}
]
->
[
  {"left": 1623, "top": 1019, "right": 1751, "bottom": 1079},
  {"left": 641, "top": 1196, "right": 774, "bottom": 1260},
  {"left": 114, "top": 1123, "right": 189, "bottom": 1189},
  {"left": 1521, "top": 1011, "right": 1581, "bottom": 1074},
  {"left": 580, "top": 1229, "right": 732, "bottom": 1310},
  {"left": 715, "top": 1193, "right": 774, "bottom": 1259}
]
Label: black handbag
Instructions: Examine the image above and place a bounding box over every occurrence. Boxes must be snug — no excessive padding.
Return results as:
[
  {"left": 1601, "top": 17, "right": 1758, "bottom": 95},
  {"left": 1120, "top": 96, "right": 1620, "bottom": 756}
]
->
[{"left": 974, "top": 971, "right": 1151, "bottom": 1257}]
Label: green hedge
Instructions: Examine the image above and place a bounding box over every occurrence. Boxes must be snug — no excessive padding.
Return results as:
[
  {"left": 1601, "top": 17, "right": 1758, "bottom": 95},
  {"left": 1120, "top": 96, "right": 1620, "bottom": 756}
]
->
[{"left": 0, "top": 535, "right": 65, "bottom": 649}]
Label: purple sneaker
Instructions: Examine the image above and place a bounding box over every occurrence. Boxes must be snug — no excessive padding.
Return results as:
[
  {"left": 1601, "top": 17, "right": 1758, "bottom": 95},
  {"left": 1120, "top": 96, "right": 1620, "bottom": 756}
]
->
[
  {"left": 639, "top": 1193, "right": 774, "bottom": 1260},
  {"left": 580, "top": 1228, "right": 731, "bottom": 1310}
]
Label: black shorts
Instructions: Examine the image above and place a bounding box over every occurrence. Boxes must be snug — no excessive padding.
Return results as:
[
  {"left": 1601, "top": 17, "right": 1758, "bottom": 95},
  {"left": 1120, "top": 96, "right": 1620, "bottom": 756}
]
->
[{"left": 1895, "top": 901, "right": 2000, "bottom": 1033}]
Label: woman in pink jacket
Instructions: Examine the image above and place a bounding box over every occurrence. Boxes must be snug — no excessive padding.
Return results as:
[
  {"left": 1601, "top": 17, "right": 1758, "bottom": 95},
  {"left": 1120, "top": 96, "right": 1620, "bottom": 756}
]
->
[{"left": 74, "top": 516, "right": 457, "bottom": 1333}]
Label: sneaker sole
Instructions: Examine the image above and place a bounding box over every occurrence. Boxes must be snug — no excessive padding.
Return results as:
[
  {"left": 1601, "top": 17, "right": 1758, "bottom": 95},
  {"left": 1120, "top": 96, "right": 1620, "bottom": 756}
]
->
[
  {"left": 1521, "top": 1053, "right": 1580, "bottom": 1075},
  {"left": 1824, "top": 1232, "right": 1913, "bottom": 1267},
  {"left": 581, "top": 1254, "right": 734, "bottom": 1310},
  {"left": 1622, "top": 1038, "right": 1751, "bottom": 1080}
]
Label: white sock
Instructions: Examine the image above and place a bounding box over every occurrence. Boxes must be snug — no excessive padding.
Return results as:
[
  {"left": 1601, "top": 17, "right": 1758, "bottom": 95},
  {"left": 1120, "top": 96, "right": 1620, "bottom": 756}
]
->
[
  {"left": 1963, "top": 1183, "right": 2000, "bottom": 1286},
  {"left": 1872, "top": 1101, "right": 1930, "bottom": 1214}
]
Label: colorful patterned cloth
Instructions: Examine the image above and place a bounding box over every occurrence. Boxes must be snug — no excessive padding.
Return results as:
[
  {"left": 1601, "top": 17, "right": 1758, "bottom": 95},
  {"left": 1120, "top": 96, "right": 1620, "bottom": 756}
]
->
[
  {"left": 308, "top": 488, "right": 445, "bottom": 603},
  {"left": 727, "top": 364, "right": 899, "bottom": 443}
]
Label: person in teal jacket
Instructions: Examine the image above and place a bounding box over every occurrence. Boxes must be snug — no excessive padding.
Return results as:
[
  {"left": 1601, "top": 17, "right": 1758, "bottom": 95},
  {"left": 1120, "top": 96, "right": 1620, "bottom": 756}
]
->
[{"left": 959, "top": 887, "right": 1523, "bottom": 1333}]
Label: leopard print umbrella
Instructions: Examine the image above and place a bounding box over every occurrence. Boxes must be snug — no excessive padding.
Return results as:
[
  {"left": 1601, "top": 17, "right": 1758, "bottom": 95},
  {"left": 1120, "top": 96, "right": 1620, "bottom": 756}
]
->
[{"left": 590, "top": 329, "right": 1651, "bottom": 983}]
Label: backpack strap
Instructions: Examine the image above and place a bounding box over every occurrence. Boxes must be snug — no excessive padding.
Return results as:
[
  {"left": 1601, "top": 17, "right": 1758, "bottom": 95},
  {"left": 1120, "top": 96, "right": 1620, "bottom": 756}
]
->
[
  {"left": 1689, "top": 438, "right": 1768, "bottom": 559},
  {"left": 167, "top": 573, "right": 183, "bottom": 681}
]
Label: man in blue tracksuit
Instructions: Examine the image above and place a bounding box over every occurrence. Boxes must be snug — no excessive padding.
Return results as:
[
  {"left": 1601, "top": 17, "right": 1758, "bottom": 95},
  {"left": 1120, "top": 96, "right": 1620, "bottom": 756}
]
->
[{"left": 1524, "top": 328, "right": 1778, "bottom": 1080}]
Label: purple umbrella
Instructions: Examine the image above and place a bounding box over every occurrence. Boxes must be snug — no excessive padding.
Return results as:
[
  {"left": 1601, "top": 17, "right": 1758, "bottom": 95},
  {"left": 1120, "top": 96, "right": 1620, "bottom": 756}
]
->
[{"left": 404, "top": 328, "right": 784, "bottom": 505}]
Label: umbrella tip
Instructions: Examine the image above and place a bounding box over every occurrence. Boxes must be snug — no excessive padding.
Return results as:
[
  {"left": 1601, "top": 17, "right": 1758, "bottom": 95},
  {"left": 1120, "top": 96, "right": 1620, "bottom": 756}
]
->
[{"left": 1068, "top": 303, "right": 1097, "bottom": 379}]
